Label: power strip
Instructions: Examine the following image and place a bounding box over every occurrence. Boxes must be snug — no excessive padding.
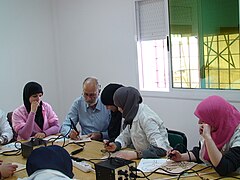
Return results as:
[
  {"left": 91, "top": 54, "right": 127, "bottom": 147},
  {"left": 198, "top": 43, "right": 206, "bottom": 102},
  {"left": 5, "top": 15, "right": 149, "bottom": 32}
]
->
[{"left": 72, "top": 160, "right": 94, "bottom": 173}]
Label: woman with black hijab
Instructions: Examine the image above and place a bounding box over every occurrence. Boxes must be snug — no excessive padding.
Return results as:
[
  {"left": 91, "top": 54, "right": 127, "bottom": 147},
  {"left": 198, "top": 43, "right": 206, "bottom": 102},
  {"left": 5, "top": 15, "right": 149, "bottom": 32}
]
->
[
  {"left": 104, "top": 86, "right": 171, "bottom": 160},
  {"left": 12, "top": 81, "right": 60, "bottom": 140},
  {"left": 101, "top": 83, "right": 124, "bottom": 141}
]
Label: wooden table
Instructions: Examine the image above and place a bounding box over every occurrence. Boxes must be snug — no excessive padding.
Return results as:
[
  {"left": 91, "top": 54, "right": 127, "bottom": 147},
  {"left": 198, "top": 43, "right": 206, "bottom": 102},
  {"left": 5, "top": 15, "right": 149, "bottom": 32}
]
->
[
  {"left": 1, "top": 140, "right": 238, "bottom": 180},
  {"left": 2, "top": 140, "right": 103, "bottom": 180}
]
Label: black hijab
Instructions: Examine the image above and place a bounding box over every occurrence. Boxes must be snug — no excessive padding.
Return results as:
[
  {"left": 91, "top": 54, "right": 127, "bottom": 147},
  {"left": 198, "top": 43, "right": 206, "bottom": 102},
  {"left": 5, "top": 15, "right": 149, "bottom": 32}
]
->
[
  {"left": 101, "top": 83, "right": 124, "bottom": 140},
  {"left": 101, "top": 83, "right": 123, "bottom": 106},
  {"left": 23, "top": 82, "right": 44, "bottom": 129},
  {"left": 26, "top": 145, "right": 74, "bottom": 178},
  {"left": 113, "top": 86, "right": 142, "bottom": 127}
]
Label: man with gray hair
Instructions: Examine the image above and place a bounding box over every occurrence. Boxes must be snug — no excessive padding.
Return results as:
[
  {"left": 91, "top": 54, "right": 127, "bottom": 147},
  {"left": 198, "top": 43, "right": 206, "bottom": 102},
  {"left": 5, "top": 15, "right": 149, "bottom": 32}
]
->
[{"left": 61, "top": 77, "right": 111, "bottom": 140}]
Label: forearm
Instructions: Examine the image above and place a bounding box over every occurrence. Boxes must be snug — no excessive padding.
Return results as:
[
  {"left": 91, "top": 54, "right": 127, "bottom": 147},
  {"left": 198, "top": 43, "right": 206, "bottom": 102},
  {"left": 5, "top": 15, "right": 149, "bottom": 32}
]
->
[
  {"left": 101, "top": 131, "right": 109, "bottom": 140},
  {"left": 60, "top": 123, "right": 71, "bottom": 136},
  {"left": 43, "top": 124, "right": 60, "bottom": 136},
  {"left": 114, "top": 126, "right": 132, "bottom": 149},
  {"left": 141, "top": 146, "right": 166, "bottom": 158},
  {"left": 204, "top": 136, "right": 222, "bottom": 166},
  {"left": 214, "top": 147, "right": 240, "bottom": 176},
  {"left": 61, "top": 105, "right": 79, "bottom": 136},
  {"left": 179, "top": 152, "right": 196, "bottom": 162},
  {"left": 191, "top": 146, "right": 203, "bottom": 163},
  {"left": 17, "top": 112, "right": 35, "bottom": 139}
]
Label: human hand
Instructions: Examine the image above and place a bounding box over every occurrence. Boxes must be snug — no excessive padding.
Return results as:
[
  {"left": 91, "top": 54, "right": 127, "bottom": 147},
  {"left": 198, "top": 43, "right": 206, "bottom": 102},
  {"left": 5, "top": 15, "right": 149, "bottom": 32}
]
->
[
  {"left": 103, "top": 139, "right": 117, "bottom": 152},
  {"left": 0, "top": 163, "right": 18, "bottom": 178},
  {"left": 0, "top": 136, "right": 5, "bottom": 145},
  {"left": 167, "top": 150, "right": 182, "bottom": 162},
  {"left": 112, "top": 150, "right": 138, "bottom": 160},
  {"left": 69, "top": 130, "right": 80, "bottom": 140},
  {"left": 199, "top": 123, "right": 212, "bottom": 140},
  {"left": 31, "top": 101, "right": 39, "bottom": 113},
  {"left": 87, "top": 132, "right": 102, "bottom": 140},
  {"left": 34, "top": 132, "right": 46, "bottom": 139}
]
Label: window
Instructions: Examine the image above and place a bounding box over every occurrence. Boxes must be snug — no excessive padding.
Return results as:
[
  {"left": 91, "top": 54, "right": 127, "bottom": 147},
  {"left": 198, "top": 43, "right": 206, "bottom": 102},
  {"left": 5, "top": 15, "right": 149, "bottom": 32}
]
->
[
  {"left": 135, "top": 0, "right": 169, "bottom": 91},
  {"left": 135, "top": 0, "right": 240, "bottom": 91}
]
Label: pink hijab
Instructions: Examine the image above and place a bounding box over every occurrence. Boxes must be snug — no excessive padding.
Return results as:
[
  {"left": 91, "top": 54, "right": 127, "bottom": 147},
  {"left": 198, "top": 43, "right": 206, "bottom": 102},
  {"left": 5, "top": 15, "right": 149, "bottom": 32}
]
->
[{"left": 194, "top": 95, "right": 240, "bottom": 161}]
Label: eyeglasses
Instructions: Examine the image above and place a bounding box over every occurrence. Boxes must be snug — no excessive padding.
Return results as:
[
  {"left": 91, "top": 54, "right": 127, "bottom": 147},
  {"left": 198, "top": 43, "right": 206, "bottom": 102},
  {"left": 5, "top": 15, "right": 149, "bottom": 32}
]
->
[{"left": 83, "top": 92, "right": 98, "bottom": 98}]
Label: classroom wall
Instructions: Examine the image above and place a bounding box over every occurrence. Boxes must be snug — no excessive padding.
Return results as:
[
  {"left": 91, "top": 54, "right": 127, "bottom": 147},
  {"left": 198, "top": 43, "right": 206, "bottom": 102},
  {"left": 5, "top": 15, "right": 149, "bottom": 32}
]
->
[
  {"left": 0, "top": 0, "right": 60, "bottom": 114},
  {"left": 51, "top": 0, "right": 139, "bottom": 124},
  {"left": 1, "top": 0, "right": 240, "bottom": 148}
]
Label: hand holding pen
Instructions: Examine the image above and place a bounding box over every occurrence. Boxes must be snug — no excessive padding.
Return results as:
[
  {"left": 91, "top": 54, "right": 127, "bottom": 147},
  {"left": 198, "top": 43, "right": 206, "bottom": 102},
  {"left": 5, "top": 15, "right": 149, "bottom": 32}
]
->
[
  {"left": 69, "top": 118, "right": 80, "bottom": 140},
  {"left": 103, "top": 139, "right": 117, "bottom": 152},
  {"left": 167, "top": 149, "right": 182, "bottom": 161}
]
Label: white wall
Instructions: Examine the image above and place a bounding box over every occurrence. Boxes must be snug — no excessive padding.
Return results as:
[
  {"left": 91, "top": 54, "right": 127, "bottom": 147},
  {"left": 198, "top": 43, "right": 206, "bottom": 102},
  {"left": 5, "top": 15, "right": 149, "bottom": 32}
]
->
[
  {"left": 0, "top": 0, "right": 60, "bottom": 114},
  {"left": 52, "top": 0, "right": 139, "bottom": 121},
  {"left": 1, "top": 0, "right": 240, "bottom": 149}
]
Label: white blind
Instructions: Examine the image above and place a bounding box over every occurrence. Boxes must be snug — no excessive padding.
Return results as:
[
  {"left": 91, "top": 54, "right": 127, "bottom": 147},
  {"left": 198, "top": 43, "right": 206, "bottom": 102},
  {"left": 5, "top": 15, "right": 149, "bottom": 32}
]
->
[{"left": 136, "top": 0, "right": 167, "bottom": 41}]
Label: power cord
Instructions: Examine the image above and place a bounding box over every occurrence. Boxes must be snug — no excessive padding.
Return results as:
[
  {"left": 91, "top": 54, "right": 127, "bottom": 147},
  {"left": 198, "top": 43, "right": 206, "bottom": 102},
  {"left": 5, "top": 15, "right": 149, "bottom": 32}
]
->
[
  {"left": 176, "top": 166, "right": 212, "bottom": 180},
  {"left": 129, "top": 143, "right": 215, "bottom": 180},
  {"left": 1, "top": 127, "right": 81, "bottom": 157}
]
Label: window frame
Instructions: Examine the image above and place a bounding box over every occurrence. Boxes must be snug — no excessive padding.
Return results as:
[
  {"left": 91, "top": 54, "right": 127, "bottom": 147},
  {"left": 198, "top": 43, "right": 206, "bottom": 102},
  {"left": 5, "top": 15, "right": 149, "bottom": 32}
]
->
[{"left": 134, "top": 0, "right": 240, "bottom": 102}]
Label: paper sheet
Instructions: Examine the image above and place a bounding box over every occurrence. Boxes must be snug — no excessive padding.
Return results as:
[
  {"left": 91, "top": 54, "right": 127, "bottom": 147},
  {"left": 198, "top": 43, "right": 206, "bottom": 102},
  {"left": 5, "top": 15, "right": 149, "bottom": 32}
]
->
[
  {"left": 137, "top": 158, "right": 167, "bottom": 172},
  {"left": 159, "top": 160, "right": 197, "bottom": 174},
  {"left": 0, "top": 142, "right": 21, "bottom": 154},
  {"left": 43, "top": 135, "right": 91, "bottom": 143},
  {"left": 137, "top": 159, "right": 197, "bottom": 174},
  {"left": 69, "top": 135, "right": 91, "bottom": 143}
]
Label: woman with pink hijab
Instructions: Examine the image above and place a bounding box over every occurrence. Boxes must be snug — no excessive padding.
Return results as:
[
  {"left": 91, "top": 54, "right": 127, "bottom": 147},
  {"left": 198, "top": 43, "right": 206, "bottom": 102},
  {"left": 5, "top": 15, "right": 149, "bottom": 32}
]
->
[{"left": 169, "top": 95, "right": 240, "bottom": 176}]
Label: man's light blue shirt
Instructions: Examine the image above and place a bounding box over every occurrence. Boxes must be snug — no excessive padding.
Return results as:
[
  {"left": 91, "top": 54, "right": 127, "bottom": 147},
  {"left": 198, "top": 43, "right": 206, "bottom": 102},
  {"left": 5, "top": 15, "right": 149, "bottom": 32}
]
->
[{"left": 60, "top": 96, "right": 111, "bottom": 139}]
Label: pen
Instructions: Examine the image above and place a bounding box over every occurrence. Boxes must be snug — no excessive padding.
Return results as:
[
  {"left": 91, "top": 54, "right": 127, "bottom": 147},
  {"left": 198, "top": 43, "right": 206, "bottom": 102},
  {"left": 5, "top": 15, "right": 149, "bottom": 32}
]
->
[
  {"left": 167, "top": 148, "right": 178, "bottom": 159},
  {"left": 69, "top": 118, "right": 79, "bottom": 135}
]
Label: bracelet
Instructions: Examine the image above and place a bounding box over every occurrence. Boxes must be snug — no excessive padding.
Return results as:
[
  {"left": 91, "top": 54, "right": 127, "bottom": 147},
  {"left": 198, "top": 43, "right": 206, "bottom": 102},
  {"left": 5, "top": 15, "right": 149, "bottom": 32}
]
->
[{"left": 135, "top": 150, "right": 143, "bottom": 159}]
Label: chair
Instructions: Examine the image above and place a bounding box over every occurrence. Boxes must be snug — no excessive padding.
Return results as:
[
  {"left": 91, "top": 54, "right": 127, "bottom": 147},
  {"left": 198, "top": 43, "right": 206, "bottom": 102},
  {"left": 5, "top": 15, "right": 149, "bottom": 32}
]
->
[
  {"left": 7, "top": 112, "right": 17, "bottom": 142},
  {"left": 167, "top": 129, "right": 187, "bottom": 153}
]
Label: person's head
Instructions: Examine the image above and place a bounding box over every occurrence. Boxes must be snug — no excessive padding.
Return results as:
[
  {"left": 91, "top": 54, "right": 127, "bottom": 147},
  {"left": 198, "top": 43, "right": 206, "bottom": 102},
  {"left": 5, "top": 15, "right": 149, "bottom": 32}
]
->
[
  {"left": 23, "top": 81, "right": 43, "bottom": 113},
  {"left": 194, "top": 95, "right": 240, "bottom": 160},
  {"left": 82, "top": 77, "right": 100, "bottom": 106},
  {"left": 26, "top": 145, "right": 74, "bottom": 178},
  {"left": 113, "top": 86, "right": 142, "bottom": 125},
  {"left": 101, "top": 83, "right": 123, "bottom": 112},
  {"left": 194, "top": 95, "right": 239, "bottom": 131}
]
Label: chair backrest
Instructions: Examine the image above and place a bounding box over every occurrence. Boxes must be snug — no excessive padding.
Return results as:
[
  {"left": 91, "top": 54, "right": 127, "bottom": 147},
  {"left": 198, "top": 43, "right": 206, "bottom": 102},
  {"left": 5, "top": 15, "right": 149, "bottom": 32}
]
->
[
  {"left": 7, "top": 112, "right": 17, "bottom": 142},
  {"left": 167, "top": 129, "right": 187, "bottom": 153}
]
